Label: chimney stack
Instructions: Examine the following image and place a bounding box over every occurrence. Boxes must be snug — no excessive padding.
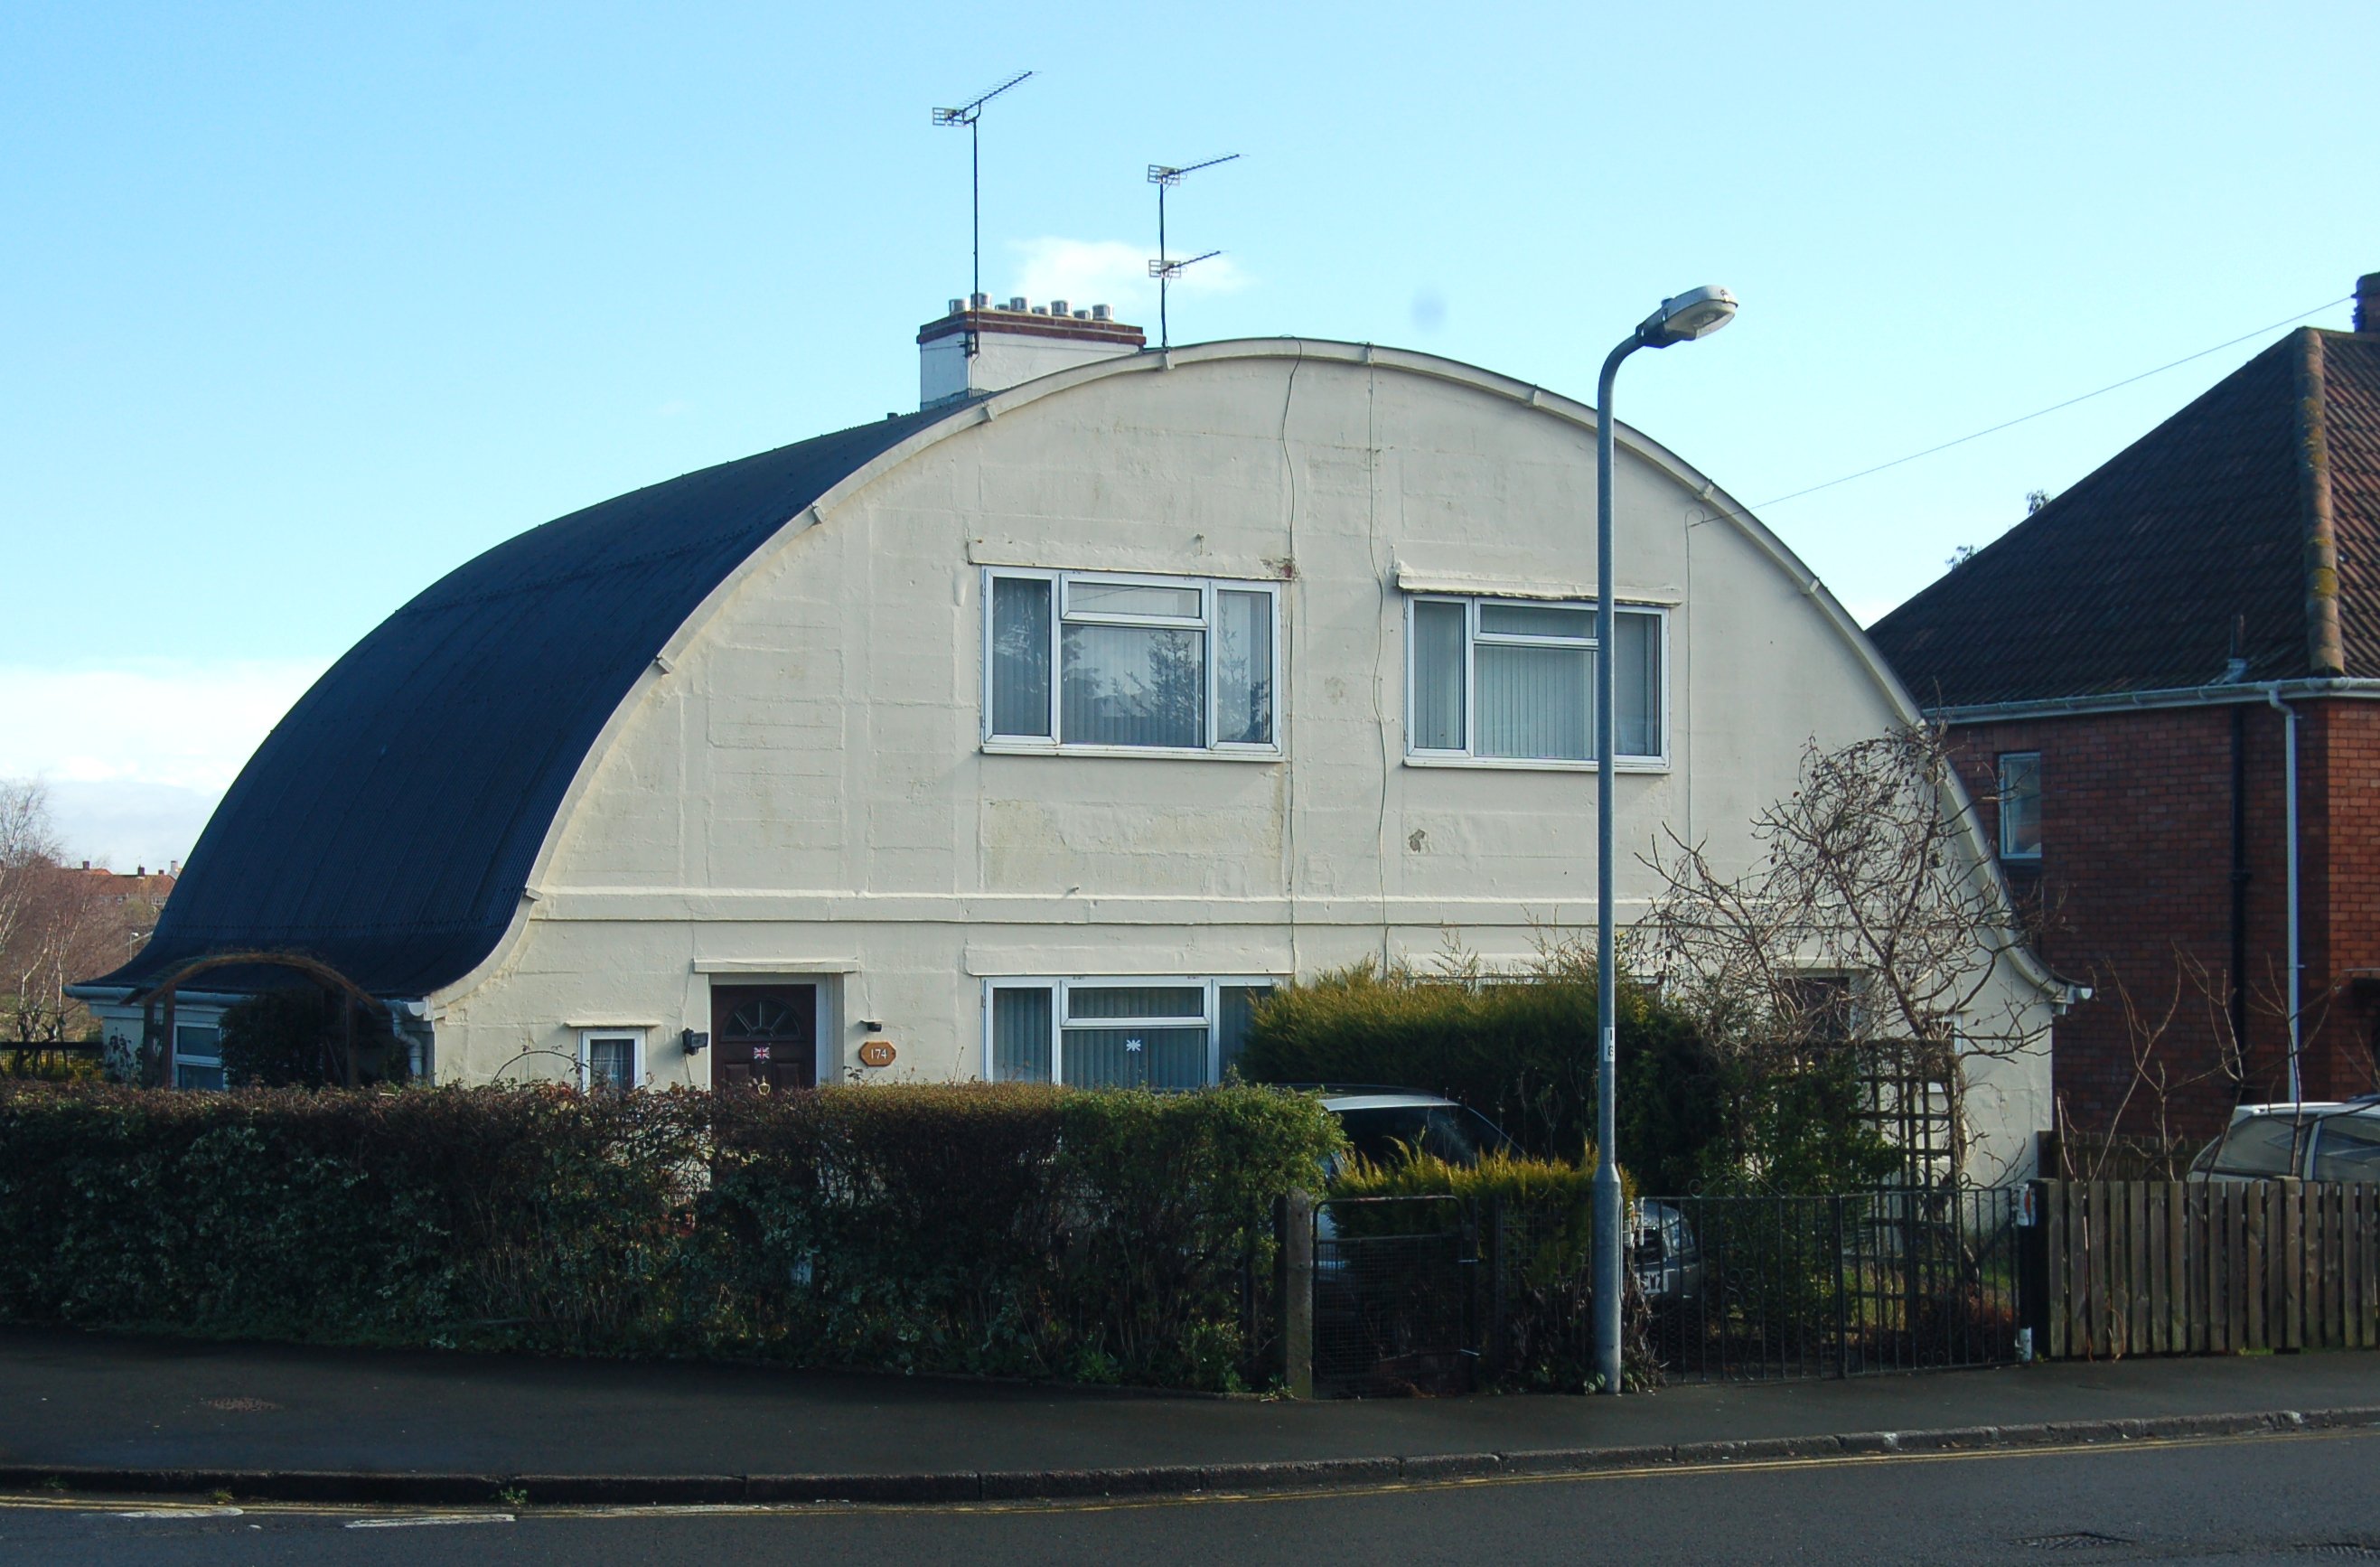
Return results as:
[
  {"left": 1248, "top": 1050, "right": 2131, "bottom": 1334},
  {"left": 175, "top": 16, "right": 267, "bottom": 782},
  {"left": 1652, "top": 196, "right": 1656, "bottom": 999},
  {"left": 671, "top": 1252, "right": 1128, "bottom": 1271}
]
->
[
  {"left": 2357, "top": 272, "right": 2379, "bottom": 335},
  {"left": 916, "top": 297, "right": 1147, "bottom": 409}
]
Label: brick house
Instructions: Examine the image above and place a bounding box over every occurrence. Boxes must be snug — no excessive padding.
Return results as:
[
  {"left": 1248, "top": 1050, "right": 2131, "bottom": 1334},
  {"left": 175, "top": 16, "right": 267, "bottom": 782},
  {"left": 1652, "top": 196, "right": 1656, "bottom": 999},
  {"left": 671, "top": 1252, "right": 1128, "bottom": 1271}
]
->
[{"left": 1869, "top": 275, "right": 2380, "bottom": 1149}]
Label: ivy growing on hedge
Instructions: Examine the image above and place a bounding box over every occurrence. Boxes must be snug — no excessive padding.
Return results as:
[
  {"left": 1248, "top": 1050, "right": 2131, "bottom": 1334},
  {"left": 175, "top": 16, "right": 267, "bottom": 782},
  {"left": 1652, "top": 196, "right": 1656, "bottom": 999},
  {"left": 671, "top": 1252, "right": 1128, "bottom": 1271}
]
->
[{"left": 0, "top": 1081, "right": 1341, "bottom": 1392}]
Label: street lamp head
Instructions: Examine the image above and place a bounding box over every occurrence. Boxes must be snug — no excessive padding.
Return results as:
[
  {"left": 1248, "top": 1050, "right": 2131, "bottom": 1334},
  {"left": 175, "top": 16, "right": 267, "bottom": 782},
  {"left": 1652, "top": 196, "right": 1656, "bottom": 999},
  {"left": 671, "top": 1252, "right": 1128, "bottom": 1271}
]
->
[{"left": 1638, "top": 285, "right": 1738, "bottom": 348}]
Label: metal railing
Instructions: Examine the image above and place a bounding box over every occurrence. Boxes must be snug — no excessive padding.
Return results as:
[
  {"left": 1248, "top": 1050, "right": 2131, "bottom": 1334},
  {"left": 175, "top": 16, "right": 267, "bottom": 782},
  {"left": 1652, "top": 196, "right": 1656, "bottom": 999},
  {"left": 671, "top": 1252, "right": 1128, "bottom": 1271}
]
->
[
  {"left": 1644, "top": 1187, "right": 2025, "bottom": 1382},
  {"left": 1294, "top": 1186, "right": 2027, "bottom": 1395}
]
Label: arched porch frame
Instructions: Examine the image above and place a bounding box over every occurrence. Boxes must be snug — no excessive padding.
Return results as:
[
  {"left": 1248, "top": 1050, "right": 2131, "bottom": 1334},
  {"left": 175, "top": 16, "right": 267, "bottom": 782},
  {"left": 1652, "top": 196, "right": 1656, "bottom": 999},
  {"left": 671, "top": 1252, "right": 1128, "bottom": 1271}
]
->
[{"left": 132, "top": 951, "right": 392, "bottom": 1089}]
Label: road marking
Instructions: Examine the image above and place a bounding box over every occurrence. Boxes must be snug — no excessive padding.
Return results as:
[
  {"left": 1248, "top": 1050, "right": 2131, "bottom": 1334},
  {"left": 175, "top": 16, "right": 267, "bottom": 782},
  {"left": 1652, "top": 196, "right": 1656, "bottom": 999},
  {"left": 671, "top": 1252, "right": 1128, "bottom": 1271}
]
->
[
  {"left": 114, "top": 1506, "right": 244, "bottom": 1519},
  {"left": 345, "top": 1513, "right": 516, "bottom": 1529}
]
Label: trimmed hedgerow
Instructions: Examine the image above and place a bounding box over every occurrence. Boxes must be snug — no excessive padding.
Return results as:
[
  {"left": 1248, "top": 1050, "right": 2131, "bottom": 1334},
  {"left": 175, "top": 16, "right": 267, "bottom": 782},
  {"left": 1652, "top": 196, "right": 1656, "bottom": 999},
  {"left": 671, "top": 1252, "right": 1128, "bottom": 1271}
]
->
[
  {"left": 1239, "top": 956, "right": 1722, "bottom": 1194},
  {"left": 0, "top": 1081, "right": 1340, "bottom": 1392}
]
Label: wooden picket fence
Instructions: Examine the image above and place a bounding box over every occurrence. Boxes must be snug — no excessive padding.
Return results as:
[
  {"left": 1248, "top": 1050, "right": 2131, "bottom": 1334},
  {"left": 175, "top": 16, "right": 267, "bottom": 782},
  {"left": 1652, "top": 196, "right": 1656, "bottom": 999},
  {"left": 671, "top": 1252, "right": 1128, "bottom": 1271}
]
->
[{"left": 2038, "top": 1179, "right": 2380, "bottom": 1358}]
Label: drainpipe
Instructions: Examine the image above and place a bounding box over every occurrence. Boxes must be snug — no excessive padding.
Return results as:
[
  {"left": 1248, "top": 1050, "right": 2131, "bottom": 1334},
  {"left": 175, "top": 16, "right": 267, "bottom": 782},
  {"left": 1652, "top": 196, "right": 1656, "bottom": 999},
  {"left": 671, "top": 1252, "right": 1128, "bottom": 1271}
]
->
[
  {"left": 2266, "top": 686, "right": 2302, "bottom": 1103},
  {"left": 2229, "top": 703, "right": 2249, "bottom": 1070}
]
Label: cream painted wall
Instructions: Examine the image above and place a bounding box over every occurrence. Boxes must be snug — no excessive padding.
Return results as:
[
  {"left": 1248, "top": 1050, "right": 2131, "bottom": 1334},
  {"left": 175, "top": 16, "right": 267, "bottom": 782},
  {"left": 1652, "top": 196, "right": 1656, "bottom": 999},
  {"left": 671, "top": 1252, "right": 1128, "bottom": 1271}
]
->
[{"left": 426, "top": 342, "right": 2057, "bottom": 1178}]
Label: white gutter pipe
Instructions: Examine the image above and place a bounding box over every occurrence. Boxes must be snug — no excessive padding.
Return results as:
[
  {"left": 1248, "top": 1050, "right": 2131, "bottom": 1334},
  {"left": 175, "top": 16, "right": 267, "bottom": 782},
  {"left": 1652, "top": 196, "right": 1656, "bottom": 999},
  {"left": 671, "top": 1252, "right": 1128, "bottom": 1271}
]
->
[{"left": 2266, "top": 686, "right": 2303, "bottom": 1104}]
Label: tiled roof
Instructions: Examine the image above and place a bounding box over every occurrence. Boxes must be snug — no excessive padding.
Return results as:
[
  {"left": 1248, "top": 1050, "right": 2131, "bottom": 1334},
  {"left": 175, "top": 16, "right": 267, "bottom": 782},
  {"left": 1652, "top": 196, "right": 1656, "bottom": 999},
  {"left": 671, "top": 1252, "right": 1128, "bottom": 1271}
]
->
[
  {"left": 92, "top": 404, "right": 969, "bottom": 999},
  {"left": 1869, "top": 329, "right": 2380, "bottom": 709}
]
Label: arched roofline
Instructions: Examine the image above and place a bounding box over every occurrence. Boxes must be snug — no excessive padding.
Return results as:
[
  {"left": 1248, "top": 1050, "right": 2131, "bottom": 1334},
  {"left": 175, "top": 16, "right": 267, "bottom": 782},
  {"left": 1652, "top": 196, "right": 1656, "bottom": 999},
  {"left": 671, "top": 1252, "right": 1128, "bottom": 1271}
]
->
[{"left": 432, "top": 338, "right": 2075, "bottom": 1011}]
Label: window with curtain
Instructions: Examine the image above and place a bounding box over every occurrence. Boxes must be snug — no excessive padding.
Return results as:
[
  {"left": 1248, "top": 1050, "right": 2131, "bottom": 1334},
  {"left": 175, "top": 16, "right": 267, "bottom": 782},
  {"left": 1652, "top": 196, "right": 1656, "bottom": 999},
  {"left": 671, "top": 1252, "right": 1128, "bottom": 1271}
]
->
[
  {"left": 985, "top": 978, "right": 1278, "bottom": 1088},
  {"left": 985, "top": 570, "right": 1279, "bottom": 753},
  {"left": 579, "top": 1032, "right": 641, "bottom": 1092},
  {"left": 1407, "top": 596, "right": 1665, "bottom": 763}
]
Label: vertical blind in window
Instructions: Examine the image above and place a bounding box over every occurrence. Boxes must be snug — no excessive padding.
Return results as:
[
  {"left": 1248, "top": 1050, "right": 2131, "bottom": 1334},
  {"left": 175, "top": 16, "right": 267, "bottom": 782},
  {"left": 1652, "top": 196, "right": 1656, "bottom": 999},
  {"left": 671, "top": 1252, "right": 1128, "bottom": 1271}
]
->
[
  {"left": 1410, "top": 599, "right": 1467, "bottom": 751},
  {"left": 990, "top": 577, "right": 1053, "bottom": 738},
  {"left": 1061, "top": 624, "right": 1206, "bottom": 747},
  {"left": 1411, "top": 598, "right": 1665, "bottom": 761},
  {"left": 986, "top": 979, "right": 1277, "bottom": 1088},
  {"left": 991, "top": 986, "right": 1054, "bottom": 1083}
]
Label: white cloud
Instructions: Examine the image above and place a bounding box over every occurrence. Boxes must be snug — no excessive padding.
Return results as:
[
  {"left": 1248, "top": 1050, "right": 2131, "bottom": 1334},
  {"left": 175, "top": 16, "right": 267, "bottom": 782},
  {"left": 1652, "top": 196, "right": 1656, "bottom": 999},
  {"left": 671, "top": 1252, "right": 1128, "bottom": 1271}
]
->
[
  {"left": 1005, "top": 237, "right": 1251, "bottom": 323},
  {"left": 0, "top": 659, "right": 329, "bottom": 868}
]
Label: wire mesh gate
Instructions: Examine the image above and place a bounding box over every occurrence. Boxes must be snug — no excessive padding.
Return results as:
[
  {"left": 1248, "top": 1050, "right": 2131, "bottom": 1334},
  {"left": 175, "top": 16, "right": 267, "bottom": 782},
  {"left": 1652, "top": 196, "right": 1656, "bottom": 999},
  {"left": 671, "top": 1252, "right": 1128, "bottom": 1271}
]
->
[
  {"left": 1300, "top": 1187, "right": 2025, "bottom": 1396},
  {"left": 1310, "top": 1196, "right": 1482, "bottom": 1396}
]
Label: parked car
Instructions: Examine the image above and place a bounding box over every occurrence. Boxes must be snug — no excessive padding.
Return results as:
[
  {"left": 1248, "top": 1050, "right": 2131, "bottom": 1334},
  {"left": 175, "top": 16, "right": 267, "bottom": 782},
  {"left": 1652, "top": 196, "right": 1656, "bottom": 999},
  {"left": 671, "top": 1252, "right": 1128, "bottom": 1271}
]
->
[
  {"left": 2188, "top": 1097, "right": 2380, "bottom": 1183},
  {"left": 1313, "top": 1087, "right": 1518, "bottom": 1171},
  {"left": 1307, "top": 1088, "right": 1701, "bottom": 1305},
  {"left": 1630, "top": 1197, "right": 1706, "bottom": 1308}
]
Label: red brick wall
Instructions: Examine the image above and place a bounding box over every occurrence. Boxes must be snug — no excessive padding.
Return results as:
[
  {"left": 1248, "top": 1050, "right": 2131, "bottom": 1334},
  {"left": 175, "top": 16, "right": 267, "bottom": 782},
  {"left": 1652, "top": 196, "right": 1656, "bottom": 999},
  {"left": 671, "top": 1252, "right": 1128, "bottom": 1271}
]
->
[
  {"left": 1946, "top": 698, "right": 2380, "bottom": 1144},
  {"left": 2309, "top": 701, "right": 2380, "bottom": 1103}
]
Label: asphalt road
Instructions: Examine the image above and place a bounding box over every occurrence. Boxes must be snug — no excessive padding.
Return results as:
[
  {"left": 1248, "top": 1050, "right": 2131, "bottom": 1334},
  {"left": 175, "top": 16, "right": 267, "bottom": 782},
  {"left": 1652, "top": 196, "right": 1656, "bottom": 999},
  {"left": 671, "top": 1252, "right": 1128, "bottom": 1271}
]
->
[{"left": 5, "top": 1425, "right": 2376, "bottom": 1566}]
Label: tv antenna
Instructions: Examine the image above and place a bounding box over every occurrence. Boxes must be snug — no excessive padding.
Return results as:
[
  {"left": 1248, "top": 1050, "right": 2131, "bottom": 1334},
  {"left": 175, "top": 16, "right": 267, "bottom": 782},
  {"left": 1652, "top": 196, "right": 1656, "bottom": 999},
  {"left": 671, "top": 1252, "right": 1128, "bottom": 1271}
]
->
[
  {"left": 933, "top": 70, "right": 1034, "bottom": 351},
  {"left": 1148, "top": 154, "right": 1239, "bottom": 350}
]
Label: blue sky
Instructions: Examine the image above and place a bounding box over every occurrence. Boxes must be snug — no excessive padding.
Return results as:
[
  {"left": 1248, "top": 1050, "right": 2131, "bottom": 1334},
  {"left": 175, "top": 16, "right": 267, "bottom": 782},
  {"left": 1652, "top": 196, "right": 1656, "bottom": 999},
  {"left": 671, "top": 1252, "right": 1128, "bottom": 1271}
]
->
[{"left": 4, "top": 0, "right": 2375, "bottom": 868}]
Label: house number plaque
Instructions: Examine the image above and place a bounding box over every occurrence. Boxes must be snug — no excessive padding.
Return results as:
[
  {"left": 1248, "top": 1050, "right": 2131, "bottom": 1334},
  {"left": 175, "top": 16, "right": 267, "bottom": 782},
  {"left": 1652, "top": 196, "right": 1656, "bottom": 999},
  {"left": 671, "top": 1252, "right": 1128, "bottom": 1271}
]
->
[{"left": 857, "top": 1038, "right": 897, "bottom": 1068}]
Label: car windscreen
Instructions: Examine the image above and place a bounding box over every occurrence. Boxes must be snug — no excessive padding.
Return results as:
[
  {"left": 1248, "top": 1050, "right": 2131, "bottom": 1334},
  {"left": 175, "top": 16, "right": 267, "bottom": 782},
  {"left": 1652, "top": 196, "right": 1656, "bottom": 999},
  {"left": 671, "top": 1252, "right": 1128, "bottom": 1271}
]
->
[
  {"left": 1334, "top": 1105, "right": 1506, "bottom": 1168},
  {"left": 2211, "top": 1113, "right": 2305, "bottom": 1177}
]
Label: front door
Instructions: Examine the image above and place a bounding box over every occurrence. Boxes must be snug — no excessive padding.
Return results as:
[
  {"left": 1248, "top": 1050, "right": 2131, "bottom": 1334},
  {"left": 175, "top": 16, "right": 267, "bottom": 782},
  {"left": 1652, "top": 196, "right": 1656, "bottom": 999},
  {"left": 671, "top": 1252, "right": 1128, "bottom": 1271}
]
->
[{"left": 711, "top": 985, "right": 818, "bottom": 1090}]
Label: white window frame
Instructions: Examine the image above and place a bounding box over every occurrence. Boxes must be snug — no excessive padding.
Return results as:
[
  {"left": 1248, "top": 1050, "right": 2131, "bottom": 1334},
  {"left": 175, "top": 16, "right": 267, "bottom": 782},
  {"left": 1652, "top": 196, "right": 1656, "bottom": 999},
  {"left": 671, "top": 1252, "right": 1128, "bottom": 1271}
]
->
[
  {"left": 981, "top": 568, "right": 1283, "bottom": 760},
  {"left": 1402, "top": 596, "right": 1671, "bottom": 772},
  {"left": 979, "top": 975, "right": 1280, "bottom": 1086},
  {"left": 173, "top": 1020, "right": 225, "bottom": 1092},
  {"left": 577, "top": 1028, "right": 645, "bottom": 1092},
  {"left": 1997, "top": 751, "right": 2043, "bottom": 861}
]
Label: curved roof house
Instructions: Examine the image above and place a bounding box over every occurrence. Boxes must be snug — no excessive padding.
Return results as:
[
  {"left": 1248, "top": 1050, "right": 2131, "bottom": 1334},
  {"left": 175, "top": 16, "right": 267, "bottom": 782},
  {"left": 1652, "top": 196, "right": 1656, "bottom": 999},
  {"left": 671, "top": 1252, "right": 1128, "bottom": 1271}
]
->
[
  {"left": 83, "top": 305, "right": 2065, "bottom": 1175},
  {"left": 97, "top": 408, "right": 956, "bottom": 999}
]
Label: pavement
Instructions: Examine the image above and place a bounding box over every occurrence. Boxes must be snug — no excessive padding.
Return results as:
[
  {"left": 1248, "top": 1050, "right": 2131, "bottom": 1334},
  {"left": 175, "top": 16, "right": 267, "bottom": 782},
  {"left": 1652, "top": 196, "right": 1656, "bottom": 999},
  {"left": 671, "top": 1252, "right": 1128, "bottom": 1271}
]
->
[{"left": 5, "top": 1327, "right": 2380, "bottom": 1506}]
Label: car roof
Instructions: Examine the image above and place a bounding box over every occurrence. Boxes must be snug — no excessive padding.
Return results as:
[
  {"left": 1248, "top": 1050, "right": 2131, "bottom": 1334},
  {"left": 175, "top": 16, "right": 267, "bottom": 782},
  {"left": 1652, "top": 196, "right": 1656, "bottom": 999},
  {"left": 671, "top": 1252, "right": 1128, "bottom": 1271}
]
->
[
  {"left": 2230, "top": 1098, "right": 2380, "bottom": 1122},
  {"left": 1316, "top": 1093, "right": 1462, "bottom": 1112}
]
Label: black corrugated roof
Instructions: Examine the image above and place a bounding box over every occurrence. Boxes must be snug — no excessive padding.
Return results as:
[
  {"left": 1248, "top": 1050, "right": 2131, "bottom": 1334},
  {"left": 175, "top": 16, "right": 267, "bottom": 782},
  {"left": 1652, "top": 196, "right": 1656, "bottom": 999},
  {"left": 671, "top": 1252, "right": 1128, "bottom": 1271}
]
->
[
  {"left": 97, "top": 405, "right": 962, "bottom": 998},
  {"left": 1871, "top": 331, "right": 2380, "bottom": 709}
]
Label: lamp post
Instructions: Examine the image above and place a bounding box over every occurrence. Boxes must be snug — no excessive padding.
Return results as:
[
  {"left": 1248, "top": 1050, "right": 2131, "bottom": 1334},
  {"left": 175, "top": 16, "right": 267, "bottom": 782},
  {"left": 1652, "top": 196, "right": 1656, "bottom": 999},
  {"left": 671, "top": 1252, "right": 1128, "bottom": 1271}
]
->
[{"left": 1592, "top": 285, "right": 1738, "bottom": 1396}]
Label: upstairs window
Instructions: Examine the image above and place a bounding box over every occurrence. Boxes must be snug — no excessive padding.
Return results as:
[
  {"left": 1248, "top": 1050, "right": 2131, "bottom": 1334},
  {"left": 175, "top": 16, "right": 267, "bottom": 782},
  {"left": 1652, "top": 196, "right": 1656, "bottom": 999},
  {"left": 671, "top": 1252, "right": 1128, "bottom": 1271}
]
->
[
  {"left": 1998, "top": 752, "right": 2042, "bottom": 860},
  {"left": 985, "top": 570, "right": 1279, "bottom": 754},
  {"left": 1408, "top": 597, "right": 1666, "bottom": 765}
]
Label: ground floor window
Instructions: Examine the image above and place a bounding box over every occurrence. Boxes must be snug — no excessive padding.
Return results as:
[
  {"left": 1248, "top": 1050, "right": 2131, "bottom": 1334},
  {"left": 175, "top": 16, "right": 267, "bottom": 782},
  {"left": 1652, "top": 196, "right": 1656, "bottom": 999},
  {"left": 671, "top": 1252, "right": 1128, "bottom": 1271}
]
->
[
  {"left": 173, "top": 1022, "right": 223, "bottom": 1091},
  {"left": 578, "top": 1029, "right": 643, "bottom": 1092},
  {"left": 985, "top": 977, "right": 1278, "bottom": 1088}
]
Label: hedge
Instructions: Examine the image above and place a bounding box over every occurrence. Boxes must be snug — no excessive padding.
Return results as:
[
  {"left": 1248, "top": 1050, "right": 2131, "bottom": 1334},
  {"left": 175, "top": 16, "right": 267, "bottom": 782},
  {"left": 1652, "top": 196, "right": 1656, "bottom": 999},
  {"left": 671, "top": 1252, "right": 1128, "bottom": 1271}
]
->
[
  {"left": 0, "top": 1081, "right": 1342, "bottom": 1392},
  {"left": 1240, "top": 959, "right": 1723, "bottom": 1194}
]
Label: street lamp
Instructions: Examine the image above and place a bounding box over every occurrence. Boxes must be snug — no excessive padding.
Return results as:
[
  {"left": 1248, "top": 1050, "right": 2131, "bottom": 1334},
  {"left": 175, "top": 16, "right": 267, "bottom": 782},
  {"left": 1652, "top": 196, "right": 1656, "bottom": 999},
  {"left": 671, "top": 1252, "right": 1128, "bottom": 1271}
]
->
[{"left": 1592, "top": 285, "right": 1738, "bottom": 1396}]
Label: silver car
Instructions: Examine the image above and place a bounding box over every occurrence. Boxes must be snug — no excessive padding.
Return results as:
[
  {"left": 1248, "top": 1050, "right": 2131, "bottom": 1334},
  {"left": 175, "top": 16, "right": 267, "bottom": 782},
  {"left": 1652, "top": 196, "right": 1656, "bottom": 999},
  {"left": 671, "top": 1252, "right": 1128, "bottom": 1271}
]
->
[
  {"left": 2188, "top": 1097, "right": 2380, "bottom": 1183},
  {"left": 1312, "top": 1088, "right": 1701, "bottom": 1304}
]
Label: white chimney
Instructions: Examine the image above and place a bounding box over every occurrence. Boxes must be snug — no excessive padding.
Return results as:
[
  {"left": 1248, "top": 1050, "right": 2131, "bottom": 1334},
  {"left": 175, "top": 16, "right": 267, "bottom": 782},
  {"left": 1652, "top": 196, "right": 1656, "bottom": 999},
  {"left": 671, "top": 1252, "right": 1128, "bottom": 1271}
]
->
[{"left": 917, "top": 297, "right": 1148, "bottom": 409}]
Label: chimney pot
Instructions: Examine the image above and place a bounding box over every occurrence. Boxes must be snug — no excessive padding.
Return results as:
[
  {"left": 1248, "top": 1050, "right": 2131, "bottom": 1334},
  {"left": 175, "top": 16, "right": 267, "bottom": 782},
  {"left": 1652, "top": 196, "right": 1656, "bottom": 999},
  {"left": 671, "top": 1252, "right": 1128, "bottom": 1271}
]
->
[
  {"left": 970, "top": 292, "right": 989, "bottom": 310},
  {"left": 2357, "top": 272, "right": 2380, "bottom": 335},
  {"left": 1007, "top": 296, "right": 1026, "bottom": 312},
  {"left": 949, "top": 297, "right": 964, "bottom": 314},
  {"left": 1049, "top": 299, "right": 1068, "bottom": 316},
  {"left": 1092, "top": 304, "right": 1110, "bottom": 322}
]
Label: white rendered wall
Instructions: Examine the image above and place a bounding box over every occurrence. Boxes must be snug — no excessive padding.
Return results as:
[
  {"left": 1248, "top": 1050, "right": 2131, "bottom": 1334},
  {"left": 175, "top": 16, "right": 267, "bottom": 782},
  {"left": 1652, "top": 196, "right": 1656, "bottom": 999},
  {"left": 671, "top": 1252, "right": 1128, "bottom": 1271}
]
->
[{"left": 427, "top": 345, "right": 2056, "bottom": 1179}]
